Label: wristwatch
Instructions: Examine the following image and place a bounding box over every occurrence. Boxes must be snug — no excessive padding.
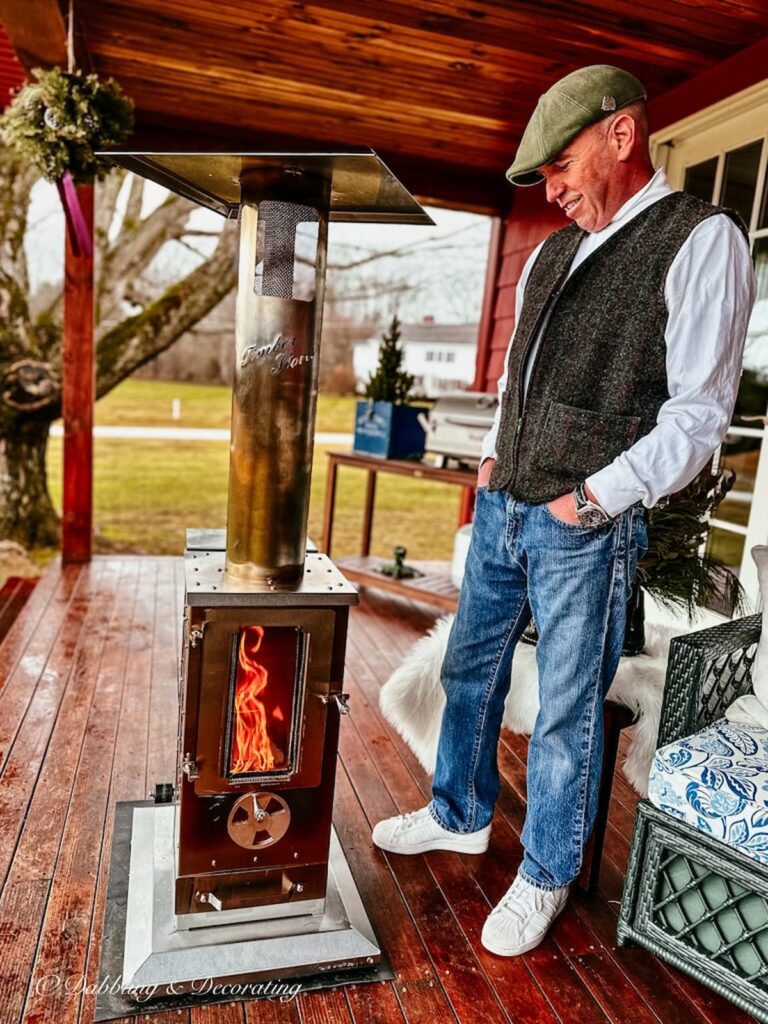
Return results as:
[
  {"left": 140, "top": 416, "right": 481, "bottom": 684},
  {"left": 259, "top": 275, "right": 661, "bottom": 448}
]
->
[{"left": 573, "top": 482, "right": 611, "bottom": 528}]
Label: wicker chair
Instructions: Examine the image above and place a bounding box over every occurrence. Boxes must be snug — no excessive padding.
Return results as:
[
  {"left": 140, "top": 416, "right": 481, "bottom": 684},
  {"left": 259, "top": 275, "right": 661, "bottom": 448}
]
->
[{"left": 618, "top": 612, "right": 767, "bottom": 1021}]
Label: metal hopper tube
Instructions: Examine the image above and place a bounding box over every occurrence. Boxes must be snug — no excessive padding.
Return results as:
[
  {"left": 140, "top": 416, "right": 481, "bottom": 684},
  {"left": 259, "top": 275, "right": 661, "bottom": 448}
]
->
[
  {"left": 227, "top": 169, "right": 330, "bottom": 584},
  {"left": 98, "top": 149, "right": 433, "bottom": 586}
]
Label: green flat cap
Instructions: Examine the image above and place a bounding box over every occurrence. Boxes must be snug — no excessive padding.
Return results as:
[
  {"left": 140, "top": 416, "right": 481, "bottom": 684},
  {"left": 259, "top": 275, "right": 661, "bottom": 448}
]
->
[{"left": 507, "top": 65, "right": 647, "bottom": 186}]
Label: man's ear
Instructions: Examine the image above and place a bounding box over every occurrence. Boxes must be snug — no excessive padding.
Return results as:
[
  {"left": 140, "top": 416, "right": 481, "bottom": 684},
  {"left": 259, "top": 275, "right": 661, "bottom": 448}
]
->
[{"left": 610, "top": 113, "right": 636, "bottom": 162}]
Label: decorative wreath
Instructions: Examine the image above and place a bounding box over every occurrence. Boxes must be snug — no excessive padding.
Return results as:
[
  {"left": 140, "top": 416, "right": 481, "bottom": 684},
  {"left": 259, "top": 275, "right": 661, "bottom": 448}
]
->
[{"left": 0, "top": 66, "right": 133, "bottom": 184}]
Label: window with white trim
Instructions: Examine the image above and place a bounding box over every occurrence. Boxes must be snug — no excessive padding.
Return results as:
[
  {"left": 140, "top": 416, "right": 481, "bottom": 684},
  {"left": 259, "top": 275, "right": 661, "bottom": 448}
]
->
[{"left": 659, "top": 94, "right": 768, "bottom": 608}]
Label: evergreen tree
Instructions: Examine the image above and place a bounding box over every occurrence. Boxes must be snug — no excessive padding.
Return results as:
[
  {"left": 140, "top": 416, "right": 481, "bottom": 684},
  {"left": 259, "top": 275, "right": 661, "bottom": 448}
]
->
[{"left": 364, "top": 315, "right": 414, "bottom": 404}]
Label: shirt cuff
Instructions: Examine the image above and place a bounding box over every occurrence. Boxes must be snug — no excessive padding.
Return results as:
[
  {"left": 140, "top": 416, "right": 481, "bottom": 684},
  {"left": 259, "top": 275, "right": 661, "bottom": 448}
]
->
[
  {"left": 480, "top": 436, "right": 497, "bottom": 464},
  {"left": 585, "top": 467, "right": 645, "bottom": 519}
]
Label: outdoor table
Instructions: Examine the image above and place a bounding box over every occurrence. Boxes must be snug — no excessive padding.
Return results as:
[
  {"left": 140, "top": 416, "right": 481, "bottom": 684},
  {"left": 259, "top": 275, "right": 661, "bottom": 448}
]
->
[{"left": 321, "top": 450, "right": 476, "bottom": 612}]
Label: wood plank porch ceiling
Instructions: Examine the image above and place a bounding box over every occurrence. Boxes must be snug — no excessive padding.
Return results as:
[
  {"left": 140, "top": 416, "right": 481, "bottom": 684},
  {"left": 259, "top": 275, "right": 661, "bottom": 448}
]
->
[{"left": 72, "top": 0, "right": 768, "bottom": 212}]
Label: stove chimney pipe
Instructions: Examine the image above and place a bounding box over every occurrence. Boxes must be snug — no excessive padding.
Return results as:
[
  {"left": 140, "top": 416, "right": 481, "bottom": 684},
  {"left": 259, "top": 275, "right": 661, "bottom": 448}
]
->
[{"left": 226, "top": 169, "right": 331, "bottom": 585}]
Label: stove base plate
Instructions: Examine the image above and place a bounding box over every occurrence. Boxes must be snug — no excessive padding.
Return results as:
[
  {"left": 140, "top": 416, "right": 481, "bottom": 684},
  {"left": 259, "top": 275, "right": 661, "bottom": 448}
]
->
[{"left": 118, "top": 803, "right": 382, "bottom": 1000}]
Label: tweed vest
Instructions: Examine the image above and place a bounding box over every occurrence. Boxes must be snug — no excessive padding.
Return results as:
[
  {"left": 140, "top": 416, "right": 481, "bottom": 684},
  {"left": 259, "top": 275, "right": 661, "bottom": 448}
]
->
[{"left": 488, "top": 191, "right": 746, "bottom": 503}]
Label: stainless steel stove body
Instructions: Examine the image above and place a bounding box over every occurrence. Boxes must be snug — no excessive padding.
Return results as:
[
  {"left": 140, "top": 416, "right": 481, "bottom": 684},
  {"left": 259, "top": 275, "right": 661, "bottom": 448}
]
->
[{"left": 97, "top": 149, "right": 431, "bottom": 996}]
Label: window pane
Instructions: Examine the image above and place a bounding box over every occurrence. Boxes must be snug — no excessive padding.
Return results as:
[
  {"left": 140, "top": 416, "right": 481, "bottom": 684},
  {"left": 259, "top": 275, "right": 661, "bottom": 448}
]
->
[
  {"left": 683, "top": 157, "right": 718, "bottom": 202},
  {"left": 705, "top": 526, "right": 744, "bottom": 578},
  {"left": 704, "top": 527, "right": 745, "bottom": 616},
  {"left": 715, "top": 435, "right": 761, "bottom": 526},
  {"left": 719, "top": 141, "right": 763, "bottom": 226},
  {"left": 740, "top": 237, "right": 768, "bottom": 410},
  {"left": 760, "top": 162, "right": 768, "bottom": 229}
]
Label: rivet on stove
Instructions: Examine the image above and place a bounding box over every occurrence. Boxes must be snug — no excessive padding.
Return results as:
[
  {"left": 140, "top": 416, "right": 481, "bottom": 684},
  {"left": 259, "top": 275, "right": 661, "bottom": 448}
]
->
[
  {"left": 253, "top": 855, "right": 258, "bottom": 863},
  {"left": 211, "top": 859, "right": 217, "bottom": 867}
]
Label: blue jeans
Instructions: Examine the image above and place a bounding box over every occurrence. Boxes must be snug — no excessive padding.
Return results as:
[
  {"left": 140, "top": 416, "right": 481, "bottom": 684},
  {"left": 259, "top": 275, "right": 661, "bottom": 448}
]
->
[{"left": 429, "top": 488, "right": 647, "bottom": 890}]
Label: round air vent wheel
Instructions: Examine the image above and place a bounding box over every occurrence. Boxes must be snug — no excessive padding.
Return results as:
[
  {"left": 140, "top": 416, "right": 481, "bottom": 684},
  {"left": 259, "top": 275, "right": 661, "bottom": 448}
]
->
[{"left": 226, "top": 791, "right": 291, "bottom": 849}]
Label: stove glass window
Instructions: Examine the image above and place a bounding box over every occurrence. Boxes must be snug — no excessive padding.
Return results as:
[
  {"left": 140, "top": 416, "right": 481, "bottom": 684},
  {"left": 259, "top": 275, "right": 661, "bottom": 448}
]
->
[{"left": 227, "top": 625, "right": 306, "bottom": 779}]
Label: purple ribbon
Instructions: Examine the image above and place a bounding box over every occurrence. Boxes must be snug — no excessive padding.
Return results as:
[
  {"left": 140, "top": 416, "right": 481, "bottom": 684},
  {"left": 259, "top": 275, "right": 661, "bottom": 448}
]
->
[{"left": 56, "top": 170, "right": 92, "bottom": 258}]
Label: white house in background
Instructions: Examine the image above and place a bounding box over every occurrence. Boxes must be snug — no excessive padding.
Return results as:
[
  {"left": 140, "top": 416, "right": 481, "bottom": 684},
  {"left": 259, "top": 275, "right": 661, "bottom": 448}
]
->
[{"left": 353, "top": 318, "right": 478, "bottom": 397}]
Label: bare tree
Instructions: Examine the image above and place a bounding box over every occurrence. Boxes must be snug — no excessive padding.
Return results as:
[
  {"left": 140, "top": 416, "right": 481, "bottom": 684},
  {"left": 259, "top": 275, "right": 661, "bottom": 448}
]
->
[{"left": 0, "top": 146, "right": 237, "bottom": 548}]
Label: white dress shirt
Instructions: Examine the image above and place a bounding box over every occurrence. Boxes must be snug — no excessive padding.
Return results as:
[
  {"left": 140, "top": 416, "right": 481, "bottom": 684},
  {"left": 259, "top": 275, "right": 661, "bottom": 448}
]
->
[{"left": 480, "top": 168, "right": 756, "bottom": 517}]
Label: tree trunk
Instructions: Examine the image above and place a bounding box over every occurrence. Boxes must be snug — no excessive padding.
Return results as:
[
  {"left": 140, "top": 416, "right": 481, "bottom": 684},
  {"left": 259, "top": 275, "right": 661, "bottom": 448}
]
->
[{"left": 0, "top": 415, "right": 59, "bottom": 548}]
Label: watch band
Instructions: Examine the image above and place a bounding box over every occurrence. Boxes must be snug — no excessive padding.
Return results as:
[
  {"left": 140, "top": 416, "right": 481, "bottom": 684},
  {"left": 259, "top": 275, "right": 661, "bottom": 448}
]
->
[{"left": 573, "top": 483, "right": 610, "bottom": 527}]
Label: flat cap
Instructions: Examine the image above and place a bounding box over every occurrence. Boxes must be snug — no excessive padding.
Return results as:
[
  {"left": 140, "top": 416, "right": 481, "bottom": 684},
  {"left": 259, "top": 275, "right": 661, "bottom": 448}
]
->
[{"left": 506, "top": 65, "right": 647, "bottom": 186}]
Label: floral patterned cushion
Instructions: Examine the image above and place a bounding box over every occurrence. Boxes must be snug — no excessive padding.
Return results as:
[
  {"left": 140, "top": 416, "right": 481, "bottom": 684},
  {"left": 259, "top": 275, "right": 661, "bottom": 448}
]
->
[{"left": 648, "top": 717, "right": 768, "bottom": 864}]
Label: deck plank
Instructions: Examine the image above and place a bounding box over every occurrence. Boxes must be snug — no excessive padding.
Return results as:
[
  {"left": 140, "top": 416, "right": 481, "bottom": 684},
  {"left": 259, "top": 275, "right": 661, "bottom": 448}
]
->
[
  {"left": 351, "top": 591, "right": 733, "bottom": 1024},
  {"left": 78, "top": 559, "right": 160, "bottom": 1024},
  {"left": 342, "top": 601, "right": 609, "bottom": 1024},
  {"left": 243, "top": 999, "right": 299, "bottom": 1024},
  {"left": 0, "top": 562, "right": 87, "bottom": 784},
  {"left": 0, "top": 577, "right": 38, "bottom": 650},
  {"left": 0, "top": 559, "right": 750, "bottom": 1024},
  {"left": 0, "top": 560, "right": 118, "bottom": 1024},
  {"left": 23, "top": 559, "right": 140, "bottom": 1024},
  {"left": 338, "top": 659, "right": 562, "bottom": 1024},
  {"left": 333, "top": 763, "right": 458, "bottom": 1024},
  {"left": 0, "top": 564, "right": 60, "bottom": 695}
]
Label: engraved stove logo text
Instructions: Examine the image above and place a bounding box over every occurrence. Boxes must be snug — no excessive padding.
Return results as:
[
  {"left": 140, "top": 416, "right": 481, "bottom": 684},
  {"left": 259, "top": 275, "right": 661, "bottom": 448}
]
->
[{"left": 241, "top": 334, "right": 314, "bottom": 375}]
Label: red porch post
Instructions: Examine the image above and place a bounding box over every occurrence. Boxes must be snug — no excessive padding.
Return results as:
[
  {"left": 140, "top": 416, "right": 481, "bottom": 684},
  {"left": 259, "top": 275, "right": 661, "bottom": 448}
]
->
[
  {"left": 61, "top": 184, "right": 94, "bottom": 563},
  {"left": 458, "top": 215, "right": 506, "bottom": 526}
]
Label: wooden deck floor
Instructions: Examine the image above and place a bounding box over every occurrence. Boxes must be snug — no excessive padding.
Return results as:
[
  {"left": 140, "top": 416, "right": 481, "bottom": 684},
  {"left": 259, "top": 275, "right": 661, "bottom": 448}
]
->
[{"left": 0, "top": 555, "right": 756, "bottom": 1024}]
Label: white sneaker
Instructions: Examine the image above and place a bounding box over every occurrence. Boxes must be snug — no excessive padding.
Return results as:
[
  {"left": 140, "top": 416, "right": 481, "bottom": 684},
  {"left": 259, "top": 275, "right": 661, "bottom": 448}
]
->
[
  {"left": 481, "top": 873, "right": 569, "bottom": 956},
  {"left": 372, "top": 806, "right": 491, "bottom": 855}
]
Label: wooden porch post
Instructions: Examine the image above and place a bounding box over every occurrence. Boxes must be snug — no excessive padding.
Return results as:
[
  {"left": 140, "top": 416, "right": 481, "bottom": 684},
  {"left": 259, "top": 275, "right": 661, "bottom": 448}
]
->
[{"left": 61, "top": 183, "right": 94, "bottom": 563}]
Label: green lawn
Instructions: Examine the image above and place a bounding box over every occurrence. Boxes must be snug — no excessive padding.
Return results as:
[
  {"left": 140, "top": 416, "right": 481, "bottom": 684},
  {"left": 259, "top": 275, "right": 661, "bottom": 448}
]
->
[
  {"left": 46, "top": 439, "right": 461, "bottom": 560},
  {"left": 90, "top": 378, "right": 359, "bottom": 434},
  {"left": 46, "top": 378, "right": 463, "bottom": 558}
]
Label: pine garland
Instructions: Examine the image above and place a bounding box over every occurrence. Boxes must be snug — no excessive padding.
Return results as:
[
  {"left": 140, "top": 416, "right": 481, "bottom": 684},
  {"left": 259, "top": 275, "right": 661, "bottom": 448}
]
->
[
  {"left": 364, "top": 315, "right": 415, "bottom": 404},
  {"left": 0, "top": 67, "right": 133, "bottom": 183}
]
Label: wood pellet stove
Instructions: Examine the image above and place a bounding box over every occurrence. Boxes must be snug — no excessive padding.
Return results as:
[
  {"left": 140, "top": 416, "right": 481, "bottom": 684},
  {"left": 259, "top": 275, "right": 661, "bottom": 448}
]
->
[{"left": 100, "top": 150, "right": 432, "bottom": 995}]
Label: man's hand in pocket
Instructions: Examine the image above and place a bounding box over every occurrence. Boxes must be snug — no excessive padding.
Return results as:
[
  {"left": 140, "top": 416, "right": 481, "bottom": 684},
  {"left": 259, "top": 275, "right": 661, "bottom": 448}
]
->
[
  {"left": 546, "top": 491, "right": 580, "bottom": 524},
  {"left": 477, "top": 458, "right": 495, "bottom": 488}
]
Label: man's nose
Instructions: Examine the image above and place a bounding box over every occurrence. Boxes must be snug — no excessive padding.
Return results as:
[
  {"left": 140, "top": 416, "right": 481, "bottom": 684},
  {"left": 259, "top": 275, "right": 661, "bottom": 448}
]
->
[{"left": 545, "top": 177, "right": 564, "bottom": 204}]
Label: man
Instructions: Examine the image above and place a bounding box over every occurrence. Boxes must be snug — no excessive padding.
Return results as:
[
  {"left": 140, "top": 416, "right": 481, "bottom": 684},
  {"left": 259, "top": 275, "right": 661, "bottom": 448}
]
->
[{"left": 372, "top": 65, "right": 756, "bottom": 956}]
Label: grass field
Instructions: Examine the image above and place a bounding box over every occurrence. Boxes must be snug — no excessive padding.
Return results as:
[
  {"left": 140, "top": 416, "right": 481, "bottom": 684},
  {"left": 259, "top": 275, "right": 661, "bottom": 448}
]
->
[
  {"left": 92, "top": 379, "right": 359, "bottom": 433},
  {"left": 46, "top": 380, "right": 463, "bottom": 559}
]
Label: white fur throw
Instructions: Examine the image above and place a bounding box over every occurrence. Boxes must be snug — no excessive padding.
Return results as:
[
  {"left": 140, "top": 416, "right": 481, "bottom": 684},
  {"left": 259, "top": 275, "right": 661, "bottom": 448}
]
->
[{"left": 380, "top": 616, "right": 677, "bottom": 797}]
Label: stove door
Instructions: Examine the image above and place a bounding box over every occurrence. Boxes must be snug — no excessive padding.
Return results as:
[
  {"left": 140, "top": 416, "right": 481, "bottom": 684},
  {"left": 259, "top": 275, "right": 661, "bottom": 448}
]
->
[{"left": 188, "top": 607, "right": 336, "bottom": 795}]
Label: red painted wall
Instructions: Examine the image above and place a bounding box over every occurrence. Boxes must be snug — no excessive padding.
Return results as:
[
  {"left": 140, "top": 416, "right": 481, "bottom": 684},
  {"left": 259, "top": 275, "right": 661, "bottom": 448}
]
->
[
  {"left": 480, "top": 188, "right": 565, "bottom": 393},
  {"left": 648, "top": 34, "right": 768, "bottom": 134},
  {"left": 0, "top": 25, "right": 24, "bottom": 108}
]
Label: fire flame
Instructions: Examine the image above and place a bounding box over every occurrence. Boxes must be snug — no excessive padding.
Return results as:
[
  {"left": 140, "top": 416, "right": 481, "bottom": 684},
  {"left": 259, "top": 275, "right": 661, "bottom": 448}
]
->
[{"left": 231, "top": 626, "right": 276, "bottom": 774}]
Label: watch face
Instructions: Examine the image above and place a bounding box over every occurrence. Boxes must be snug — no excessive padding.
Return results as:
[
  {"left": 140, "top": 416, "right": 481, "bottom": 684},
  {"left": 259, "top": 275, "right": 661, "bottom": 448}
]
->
[{"left": 578, "top": 507, "right": 606, "bottom": 528}]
